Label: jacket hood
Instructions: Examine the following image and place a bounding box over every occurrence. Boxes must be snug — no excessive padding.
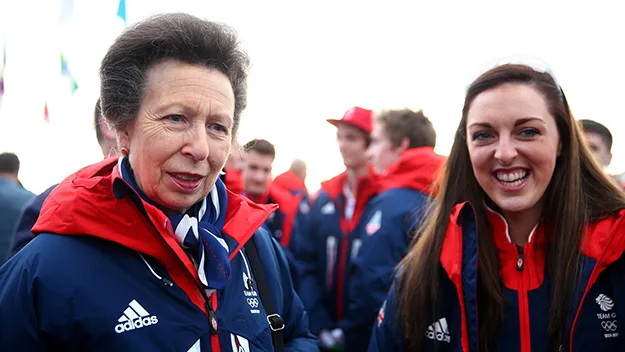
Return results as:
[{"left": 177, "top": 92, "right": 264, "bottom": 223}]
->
[{"left": 377, "top": 147, "right": 445, "bottom": 195}]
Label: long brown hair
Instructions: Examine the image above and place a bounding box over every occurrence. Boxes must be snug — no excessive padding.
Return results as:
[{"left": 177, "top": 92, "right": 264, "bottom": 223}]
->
[{"left": 397, "top": 64, "right": 625, "bottom": 351}]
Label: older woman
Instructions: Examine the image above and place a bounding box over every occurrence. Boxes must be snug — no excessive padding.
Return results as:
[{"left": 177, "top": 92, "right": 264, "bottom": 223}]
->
[{"left": 0, "top": 13, "right": 317, "bottom": 352}]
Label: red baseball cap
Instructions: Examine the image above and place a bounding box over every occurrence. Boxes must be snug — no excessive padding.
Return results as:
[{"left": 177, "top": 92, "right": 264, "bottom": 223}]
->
[{"left": 326, "top": 106, "right": 373, "bottom": 134}]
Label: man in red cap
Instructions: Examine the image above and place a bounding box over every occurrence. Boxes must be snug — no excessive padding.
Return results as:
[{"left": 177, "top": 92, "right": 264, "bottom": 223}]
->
[{"left": 292, "top": 106, "right": 379, "bottom": 351}]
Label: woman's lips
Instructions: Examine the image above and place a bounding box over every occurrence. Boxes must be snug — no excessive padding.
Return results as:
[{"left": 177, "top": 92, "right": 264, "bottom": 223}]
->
[{"left": 168, "top": 172, "right": 204, "bottom": 191}]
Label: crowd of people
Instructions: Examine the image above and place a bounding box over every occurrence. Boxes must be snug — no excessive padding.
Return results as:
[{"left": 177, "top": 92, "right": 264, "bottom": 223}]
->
[{"left": 1, "top": 12, "right": 625, "bottom": 352}]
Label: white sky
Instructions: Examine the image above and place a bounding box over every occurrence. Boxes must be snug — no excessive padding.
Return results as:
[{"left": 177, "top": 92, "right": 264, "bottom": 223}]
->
[{"left": 0, "top": 0, "right": 624, "bottom": 194}]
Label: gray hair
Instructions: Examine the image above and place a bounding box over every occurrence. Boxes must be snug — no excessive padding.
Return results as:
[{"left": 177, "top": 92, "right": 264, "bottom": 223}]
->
[{"left": 99, "top": 13, "right": 250, "bottom": 139}]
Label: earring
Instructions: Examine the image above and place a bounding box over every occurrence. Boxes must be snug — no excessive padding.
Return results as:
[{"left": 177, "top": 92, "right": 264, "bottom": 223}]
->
[{"left": 121, "top": 147, "right": 129, "bottom": 156}]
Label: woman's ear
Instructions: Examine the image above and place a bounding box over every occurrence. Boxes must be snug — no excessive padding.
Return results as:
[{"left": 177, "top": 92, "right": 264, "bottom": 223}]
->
[{"left": 116, "top": 124, "right": 132, "bottom": 150}]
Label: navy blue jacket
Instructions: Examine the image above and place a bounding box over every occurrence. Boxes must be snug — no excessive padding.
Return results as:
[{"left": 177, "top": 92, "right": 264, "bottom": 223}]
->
[
  {"left": 7, "top": 184, "right": 56, "bottom": 259},
  {"left": 0, "top": 178, "right": 34, "bottom": 262},
  {"left": 370, "top": 202, "right": 625, "bottom": 352},
  {"left": 0, "top": 158, "right": 317, "bottom": 351},
  {"left": 294, "top": 171, "right": 378, "bottom": 334},
  {"left": 342, "top": 148, "right": 444, "bottom": 351}
]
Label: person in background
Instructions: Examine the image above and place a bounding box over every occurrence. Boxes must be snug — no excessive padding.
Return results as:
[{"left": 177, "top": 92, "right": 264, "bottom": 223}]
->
[
  {"left": 370, "top": 63, "right": 625, "bottom": 351},
  {"left": 579, "top": 119, "right": 612, "bottom": 168},
  {"left": 342, "top": 109, "right": 445, "bottom": 351},
  {"left": 220, "top": 148, "right": 245, "bottom": 194},
  {"left": 241, "top": 138, "right": 301, "bottom": 247},
  {"left": 7, "top": 99, "right": 117, "bottom": 258},
  {"left": 0, "top": 152, "right": 33, "bottom": 262},
  {"left": 294, "top": 106, "right": 378, "bottom": 351},
  {"left": 0, "top": 13, "right": 316, "bottom": 351},
  {"left": 578, "top": 119, "right": 625, "bottom": 189},
  {"left": 273, "top": 159, "right": 308, "bottom": 196}
]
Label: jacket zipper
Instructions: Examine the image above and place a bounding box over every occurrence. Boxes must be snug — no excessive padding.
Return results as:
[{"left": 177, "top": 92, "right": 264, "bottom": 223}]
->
[
  {"left": 516, "top": 245, "right": 531, "bottom": 352},
  {"left": 201, "top": 289, "right": 221, "bottom": 352}
]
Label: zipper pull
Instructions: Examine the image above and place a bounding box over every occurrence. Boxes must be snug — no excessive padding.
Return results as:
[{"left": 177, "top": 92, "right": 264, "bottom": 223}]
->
[
  {"left": 516, "top": 245, "right": 525, "bottom": 271},
  {"left": 206, "top": 298, "right": 218, "bottom": 334}
]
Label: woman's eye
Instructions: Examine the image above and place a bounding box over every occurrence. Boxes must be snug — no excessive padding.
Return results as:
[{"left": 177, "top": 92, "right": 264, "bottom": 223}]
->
[
  {"left": 209, "top": 124, "right": 227, "bottom": 133},
  {"left": 167, "top": 115, "right": 183, "bottom": 122},
  {"left": 472, "top": 132, "right": 492, "bottom": 141},
  {"left": 520, "top": 129, "right": 539, "bottom": 138}
]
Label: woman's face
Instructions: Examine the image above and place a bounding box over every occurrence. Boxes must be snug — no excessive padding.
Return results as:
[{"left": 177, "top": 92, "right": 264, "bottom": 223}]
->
[
  {"left": 118, "top": 59, "right": 235, "bottom": 213},
  {"left": 466, "top": 83, "right": 560, "bottom": 219}
]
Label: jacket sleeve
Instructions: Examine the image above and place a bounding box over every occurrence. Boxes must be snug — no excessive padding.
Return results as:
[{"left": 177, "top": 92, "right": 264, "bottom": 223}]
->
[
  {"left": 0, "top": 253, "right": 51, "bottom": 350},
  {"left": 292, "top": 197, "right": 333, "bottom": 334},
  {"left": 7, "top": 185, "right": 56, "bottom": 259},
  {"left": 367, "top": 283, "right": 405, "bottom": 352},
  {"left": 269, "top": 236, "right": 320, "bottom": 351},
  {"left": 344, "top": 193, "right": 429, "bottom": 351}
]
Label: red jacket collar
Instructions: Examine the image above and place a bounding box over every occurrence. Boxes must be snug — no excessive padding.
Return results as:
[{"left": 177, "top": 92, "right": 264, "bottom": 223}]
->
[
  {"left": 581, "top": 209, "right": 625, "bottom": 266},
  {"left": 31, "top": 157, "right": 276, "bottom": 314},
  {"left": 485, "top": 206, "right": 547, "bottom": 290},
  {"left": 377, "top": 147, "right": 445, "bottom": 195},
  {"left": 439, "top": 202, "right": 625, "bottom": 284},
  {"left": 320, "top": 171, "right": 348, "bottom": 201},
  {"left": 319, "top": 168, "right": 379, "bottom": 232},
  {"left": 320, "top": 166, "right": 379, "bottom": 200},
  {"left": 33, "top": 156, "right": 276, "bottom": 257}
]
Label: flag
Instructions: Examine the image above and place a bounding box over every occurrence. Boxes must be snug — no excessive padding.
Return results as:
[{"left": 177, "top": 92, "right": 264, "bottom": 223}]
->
[
  {"left": 117, "top": 0, "right": 126, "bottom": 25},
  {"left": 44, "top": 101, "right": 49, "bottom": 123},
  {"left": 60, "top": 51, "right": 78, "bottom": 93}
]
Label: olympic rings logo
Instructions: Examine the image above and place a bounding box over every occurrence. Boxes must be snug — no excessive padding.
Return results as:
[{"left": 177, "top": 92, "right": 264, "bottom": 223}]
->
[
  {"left": 601, "top": 320, "right": 618, "bottom": 332},
  {"left": 247, "top": 298, "right": 259, "bottom": 308}
]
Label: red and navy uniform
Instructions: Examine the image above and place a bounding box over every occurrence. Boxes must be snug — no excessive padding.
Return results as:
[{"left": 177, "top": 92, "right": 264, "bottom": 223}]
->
[
  {"left": 0, "top": 157, "right": 317, "bottom": 351},
  {"left": 343, "top": 147, "right": 445, "bottom": 351},
  {"left": 294, "top": 170, "right": 378, "bottom": 334},
  {"left": 370, "top": 202, "right": 625, "bottom": 352}
]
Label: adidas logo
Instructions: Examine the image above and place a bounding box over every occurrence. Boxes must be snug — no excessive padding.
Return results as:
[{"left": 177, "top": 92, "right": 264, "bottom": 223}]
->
[
  {"left": 425, "top": 318, "right": 451, "bottom": 343},
  {"left": 114, "top": 299, "right": 159, "bottom": 334}
]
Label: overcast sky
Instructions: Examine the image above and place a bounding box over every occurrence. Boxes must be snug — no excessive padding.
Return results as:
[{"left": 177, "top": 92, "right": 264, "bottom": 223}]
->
[{"left": 1, "top": 0, "right": 623, "bottom": 193}]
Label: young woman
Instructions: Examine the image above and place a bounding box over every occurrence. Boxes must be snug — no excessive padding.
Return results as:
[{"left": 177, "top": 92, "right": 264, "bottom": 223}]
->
[{"left": 370, "top": 63, "right": 625, "bottom": 352}]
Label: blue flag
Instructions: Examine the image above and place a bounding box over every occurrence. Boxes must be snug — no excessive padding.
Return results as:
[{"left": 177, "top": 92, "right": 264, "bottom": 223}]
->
[{"left": 117, "top": 0, "right": 126, "bottom": 25}]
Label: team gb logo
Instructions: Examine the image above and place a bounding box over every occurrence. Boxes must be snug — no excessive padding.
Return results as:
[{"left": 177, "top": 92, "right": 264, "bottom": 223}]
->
[{"left": 596, "top": 294, "right": 614, "bottom": 312}]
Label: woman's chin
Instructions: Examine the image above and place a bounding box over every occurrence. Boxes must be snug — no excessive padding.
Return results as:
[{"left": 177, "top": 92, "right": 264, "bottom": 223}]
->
[
  {"left": 492, "top": 199, "right": 534, "bottom": 216},
  {"left": 157, "top": 193, "right": 208, "bottom": 214}
]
